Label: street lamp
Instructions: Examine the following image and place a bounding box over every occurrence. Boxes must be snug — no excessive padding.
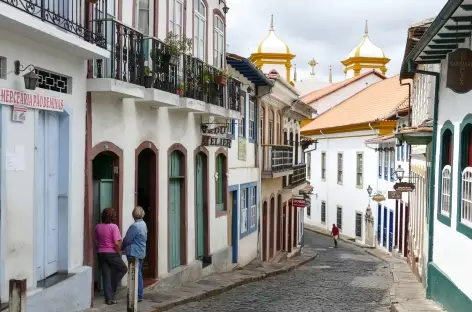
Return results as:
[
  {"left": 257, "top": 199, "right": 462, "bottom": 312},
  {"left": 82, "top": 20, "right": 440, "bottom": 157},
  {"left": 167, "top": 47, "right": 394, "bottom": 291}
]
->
[
  {"left": 394, "top": 165, "right": 405, "bottom": 182},
  {"left": 366, "top": 185, "right": 373, "bottom": 197},
  {"left": 14, "top": 60, "right": 39, "bottom": 90}
]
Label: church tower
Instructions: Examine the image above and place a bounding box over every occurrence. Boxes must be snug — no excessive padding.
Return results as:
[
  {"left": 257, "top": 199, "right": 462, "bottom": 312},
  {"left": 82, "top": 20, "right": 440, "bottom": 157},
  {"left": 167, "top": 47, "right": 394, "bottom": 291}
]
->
[
  {"left": 249, "top": 15, "right": 295, "bottom": 85},
  {"left": 341, "top": 20, "right": 390, "bottom": 78}
]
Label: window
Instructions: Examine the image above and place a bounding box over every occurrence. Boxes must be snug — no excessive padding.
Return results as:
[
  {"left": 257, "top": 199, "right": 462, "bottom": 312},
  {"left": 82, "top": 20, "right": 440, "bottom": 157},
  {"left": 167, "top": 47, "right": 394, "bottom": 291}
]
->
[
  {"left": 384, "top": 146, "right": 389, "bottom": 180},
  {"left": 337, "top": 153, "right": 343, "bottom": 184},
  {"left": 239, "top": 94, "right": 245, "bottom": 137},
  {"left": 268, "top": 110, "right": 274, "bottom": 144},
  {"left": 440, "top": 128, "right": 453, "bottom": 219},
  {"left": 138, "top": 0, "right": 150, "bottom": 35},
  {"left": 321, "top": 152, "right": 326, "bottom": 180},
  {"left": 250, "top": 186, "right": 257, "bottom": 228},
  {"left": 307, "top": 152, "right": 311, "bottom": 180},
  {"left": 390, "top": 148, "right": 395, "bottom": 182},
  {"left": 396, "top": 144, "right": 400, "bottom": 161},
  {"left": 0, "top": 57, "right": 6, "bottom": 79},
  {"left": 356, "top": 152, "right": 363, "bottom": 188},
  {"left": 321, "top": 201, "right": 326, "bottom": 223},
  {"left": 276, "top": 114, "right": 281, "bottom": 144},
  {"left": 213, "top": 16, "right": 224, "bottom": 68},
  {"left": 216, "top": 154, "right": 225, "bottom": 212},
  {"left": 169, "top": 0, "right": 184, "bottom": 36},
  {"left": 249, "top": 101, "right": 255, "bottom": 141},
  {"left": 307, "top": 203, "right": 311, "bottom": 217},
  {"left": 337, "top": 206, "right": 342, "bottom": 230},
  {"left": 459, "top": 119, "right": 472, "bottom": 236},
  {"left": 355, "top": 212, "right": 362, "bottom": 238},
  {"left": 227, "top": 119, "right": 234, "bottom": 139},
  {"left": 401, "top": 143, "right": 405, "bottom": 161},
  {"left": 241, "top": 188, "right": 247, "bottom": 233},
  {"left": 194, "top": 0, "right": 206, "bottom": 60},
  {"left": 378, "top": 148, "right": 382, "bottom": 178},
  {"left": 260, "top": 106, "right": 264, "bottom": 144}
]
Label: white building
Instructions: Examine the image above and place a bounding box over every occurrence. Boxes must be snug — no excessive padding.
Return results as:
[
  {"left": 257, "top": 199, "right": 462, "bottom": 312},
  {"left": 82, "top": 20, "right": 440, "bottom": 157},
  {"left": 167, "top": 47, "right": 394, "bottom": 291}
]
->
[
  {"left": 302, "top": 76, "right": 409, "bottom": 246},
  {"left": 0, "top": 0, "right": 109, "bottom": 310},
  {"left": 400, "top": 1, "right": 472, "bottom": 310}
]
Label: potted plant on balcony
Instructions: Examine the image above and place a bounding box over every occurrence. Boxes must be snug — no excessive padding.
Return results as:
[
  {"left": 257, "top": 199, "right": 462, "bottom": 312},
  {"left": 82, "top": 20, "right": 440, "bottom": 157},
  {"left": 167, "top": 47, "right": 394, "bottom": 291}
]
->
[
  {"left": 144, "top": 66, "right": 154, "bottom": 88},
  {"left": 214, "top": 68, "right": 231, "bottom": 86},
  {"left": 163, "top": 32, "right": 193, "bottom": 64},
  {"left": 176, "top": 83, "right": 185, "bottom": 96}
]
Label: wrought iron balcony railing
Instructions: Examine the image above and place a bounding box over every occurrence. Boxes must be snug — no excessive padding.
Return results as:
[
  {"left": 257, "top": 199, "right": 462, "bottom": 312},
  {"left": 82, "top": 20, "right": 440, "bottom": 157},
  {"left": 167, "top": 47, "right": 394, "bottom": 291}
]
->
[
  {"left": 263, "top": 145, "right": 293, "bottom": 173},
  {"left": 288, "top": 164, "right": 307, "bottom": 188},
  {"left": 91, "top": 19, "right": 144, "bottom": 85},
  {"left": 144, "top": 37, "right": 179, "bottom": 93},
  {"left": 2, "top": 0, "right": 108, "bottom": 47}
]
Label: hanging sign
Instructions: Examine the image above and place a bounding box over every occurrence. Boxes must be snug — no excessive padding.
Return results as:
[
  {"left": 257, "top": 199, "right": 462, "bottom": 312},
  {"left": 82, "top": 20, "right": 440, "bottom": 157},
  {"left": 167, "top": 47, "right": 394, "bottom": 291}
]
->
[
  {"left": 0, "top": 88, "right": 64, "bottom": 112},
  {"left": 202, "top": 135, "right": 232, "bottom": 148},
  {"left": 393, "top": 182, "right": 415, "bottom": 192},
  {"left": 388, "top": 191, "right": 402, "bottom": 200},
  {"left": 446, "top": 48, "right": 472, "bottom": 94},
  {"left": 292, "top": 196, "right": 306, "bottom": 208},
  {"left": 201, "top": 124, "right": 228, "bottom": 136},
  {"left": 11, "top": 106, "right": 27, "bottom": 123}
]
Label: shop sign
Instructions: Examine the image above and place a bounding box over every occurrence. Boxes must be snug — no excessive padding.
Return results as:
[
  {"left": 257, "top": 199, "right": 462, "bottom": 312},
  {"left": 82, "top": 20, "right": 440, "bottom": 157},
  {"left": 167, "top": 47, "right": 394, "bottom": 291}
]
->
[
  {"left": 11, "top": 106, "right": 27, "bottom": 123},
  {"left": 0, "top": 88, "right": 64, "bottom": 112},
  {"left": 292, "top": 196, "right": 306, "bottom": 208},
  {"left": 446, "top": 48, "right": 472, "bottom": 94},
  {"left": 238, "top": 137, "right": 246, "bottom": 160},
  {"left": 393, "top": 182, "right": 415, "bottom": 192},
  {"left": 201, "top": 125, "right": 228, "bottom": 136},
  {"left": 388, "top": 191, "right": 402, "bottom": 200},
  {"left": 202, "top": 135, "right": 231, "bottom": 148}
]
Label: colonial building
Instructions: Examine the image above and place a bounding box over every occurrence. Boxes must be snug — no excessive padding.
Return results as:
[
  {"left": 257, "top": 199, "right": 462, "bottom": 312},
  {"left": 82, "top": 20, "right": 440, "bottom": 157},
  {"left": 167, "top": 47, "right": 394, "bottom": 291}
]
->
[
  {"left": 0, "top": 0, "right": 109, "bottom": 310},
  {"left": 399, "top": 1, "right": 472, "bottom": 310},
  {"left": 302, "top": 76, "right": 409, "bottom": 247}
]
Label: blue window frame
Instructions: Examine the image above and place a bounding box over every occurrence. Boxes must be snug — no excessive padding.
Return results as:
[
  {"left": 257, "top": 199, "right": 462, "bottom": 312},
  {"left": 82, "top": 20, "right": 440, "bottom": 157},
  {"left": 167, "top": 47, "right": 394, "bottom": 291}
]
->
[
  {"left": 227, "top": 119, "right": 235, "bottom": 140},
  {"left": 249, "top": 100, "right": 257, "bottom": 143},
  {"left": 238, "top": 91, "right": 247, "bottom": 138},
  {"left": 396, "top": 145, "right": 400, "bottom": 161},
  {"left": 240, "top": 182, "right": 258, "bottom": 238},
  {"left": 378, "top": 149, "right": 382, "bottom": 178},
  {"left": 384, "top": 146, "right": 388, "bottom": 180}
]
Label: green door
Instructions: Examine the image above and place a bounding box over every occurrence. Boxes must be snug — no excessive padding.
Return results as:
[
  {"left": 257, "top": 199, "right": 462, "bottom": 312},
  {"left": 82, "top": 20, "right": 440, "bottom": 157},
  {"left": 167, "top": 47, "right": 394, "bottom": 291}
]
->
[
  {"left": 195, "top": 153, "right": 204, "bottom": 259},
  {"left": 169, "top": 151, "right": 182, "bottom": 269}
]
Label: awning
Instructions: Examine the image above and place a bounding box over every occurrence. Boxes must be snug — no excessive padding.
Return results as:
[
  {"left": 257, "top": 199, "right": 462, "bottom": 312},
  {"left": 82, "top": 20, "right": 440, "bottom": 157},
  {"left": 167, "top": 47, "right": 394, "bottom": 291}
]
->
[
  {"left": 395, "top": 126, "right": 433, "bottom": 145},
  {"left": 365, "top": 134, "right": 395, "bottom": 144},
  {"left": 403, "top": 0, "right": 472, "bottom": 66},
  {"left": 226, "top": 53, "right": 274, "bottom": 87}
]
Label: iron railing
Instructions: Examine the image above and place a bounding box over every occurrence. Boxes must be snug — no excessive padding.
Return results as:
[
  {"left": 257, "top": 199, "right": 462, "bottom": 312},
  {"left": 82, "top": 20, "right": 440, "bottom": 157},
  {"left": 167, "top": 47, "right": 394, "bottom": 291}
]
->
[
  {"left": 288, "top": 164, "right": 307, "bottom": 188},
  {"left": 144, "top": 37, "right": 179, "bottom": 93},
  {"left": 227, "top": 77, "right": 241, "bottom": 112},
  {"left": 1, "top": 0, "right": 108, "bottom": 47},
  {"left": 92, "top": 19, "right": 144, "bottom": 85},
  {"left": 263, "top": 145, "right": 293, "bottom": 173}
]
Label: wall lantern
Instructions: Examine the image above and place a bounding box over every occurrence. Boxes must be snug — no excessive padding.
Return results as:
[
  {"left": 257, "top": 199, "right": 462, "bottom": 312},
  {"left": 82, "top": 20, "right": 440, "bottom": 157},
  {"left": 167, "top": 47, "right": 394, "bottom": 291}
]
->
[
  {"left": 394, "top": 165, "right": 405, "bottom": 182},
  {"left": 200, "top": 123, "right": 209, "bottom": 133},
  {"left": 14, "top": 60, "right": 39, "bottom": 91},
  {"left": 366, "top": 185, "right": 373, "bottom": 197},
  {"left": 219, "top": 0, "right": 229, "bottom": 13}
]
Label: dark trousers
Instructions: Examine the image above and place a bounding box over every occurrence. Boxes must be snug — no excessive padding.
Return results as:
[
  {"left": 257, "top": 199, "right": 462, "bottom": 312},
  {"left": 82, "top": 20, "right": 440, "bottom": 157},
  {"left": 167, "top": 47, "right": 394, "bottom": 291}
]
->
[
  {"left": 333, "top": 236, "right": 338, "bottom": 247},
  {"left": 98, "top": 253, "right": 128, "bottom": 302}
]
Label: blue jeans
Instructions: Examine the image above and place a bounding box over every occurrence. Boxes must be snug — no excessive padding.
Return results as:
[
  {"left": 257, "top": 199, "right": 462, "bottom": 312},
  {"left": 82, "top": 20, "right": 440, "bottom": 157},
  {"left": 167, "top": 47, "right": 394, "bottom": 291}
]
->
[{"left": 138, "top": 258, "right": 143, "bottom": 299}]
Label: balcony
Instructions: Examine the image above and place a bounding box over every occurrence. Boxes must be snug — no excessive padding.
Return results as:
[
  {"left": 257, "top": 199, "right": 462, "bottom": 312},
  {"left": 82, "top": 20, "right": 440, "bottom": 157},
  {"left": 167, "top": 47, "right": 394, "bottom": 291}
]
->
[
  {"left": 262, "top": 145, "right": 294, "bottom": 179},
  {"left": 285, "top": 164, "right": 308, "bottom": 189},
  {"left": 0, "top": 0, "right": 109, "bottom": 59}
]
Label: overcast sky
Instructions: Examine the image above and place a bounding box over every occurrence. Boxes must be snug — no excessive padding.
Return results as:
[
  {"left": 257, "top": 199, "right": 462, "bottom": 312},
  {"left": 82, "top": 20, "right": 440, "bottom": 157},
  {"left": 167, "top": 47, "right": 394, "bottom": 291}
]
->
[{"left": 226, "top": 0, "right": 446, "bottom": 83}]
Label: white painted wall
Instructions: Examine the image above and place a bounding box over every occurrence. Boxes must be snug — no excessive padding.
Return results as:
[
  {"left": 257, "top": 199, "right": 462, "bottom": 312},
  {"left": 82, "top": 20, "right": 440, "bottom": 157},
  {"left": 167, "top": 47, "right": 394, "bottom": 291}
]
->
[
  {"left": 0, "top": 29, "right": 88, "bottom": 302},
  {"left": 304, "top": 130, "right": 379, "bottom": 244},
  {"left": 431, "top": 39, "right": 472, "bottom": 299}
]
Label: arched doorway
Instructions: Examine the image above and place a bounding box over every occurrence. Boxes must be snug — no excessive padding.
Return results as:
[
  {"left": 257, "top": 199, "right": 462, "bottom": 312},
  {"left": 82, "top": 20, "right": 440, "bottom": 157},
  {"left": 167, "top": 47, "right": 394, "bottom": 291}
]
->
[
  {"left": 194, "top": 148, "right": 210, "bottom": 265},
  {"left": 87, "top": 142, "right": 123, "bottom": 292},
  {"left": 168, "top": 144, "right": 187, "bottom": 271},
  {"left": 277, "top": 194, "right": 282, "bottom": 252},
  {"left": 262, "top": 201, "right": 268, "bottom": 261},
  {"left": 269, "top": 196, "right": 275, "bottom": 259},
  {"left": 135, "top": 142, "right": 158, "bottom": 281}
]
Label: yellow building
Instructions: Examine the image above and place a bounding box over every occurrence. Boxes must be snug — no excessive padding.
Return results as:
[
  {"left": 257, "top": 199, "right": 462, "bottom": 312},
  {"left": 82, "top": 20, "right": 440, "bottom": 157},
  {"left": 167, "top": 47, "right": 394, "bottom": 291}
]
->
[
  {"left": 249, "top": 15, "right": 295, "bottom": 85},
  {"left": 341, "top": 20, "right": 390, "bottom": 78}
]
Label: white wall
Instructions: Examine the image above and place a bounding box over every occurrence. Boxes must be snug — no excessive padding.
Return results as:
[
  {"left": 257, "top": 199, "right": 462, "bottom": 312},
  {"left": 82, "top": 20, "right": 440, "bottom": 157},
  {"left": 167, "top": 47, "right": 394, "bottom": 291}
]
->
[
  {"left": 304, "top": 130, "right": 378, "bottom": 244},
  {"left": 0, "top": 29, "right": 87, "bottom": 301},
  {"left": 431, "top": 38, "right": 472, "bottom": 299}
]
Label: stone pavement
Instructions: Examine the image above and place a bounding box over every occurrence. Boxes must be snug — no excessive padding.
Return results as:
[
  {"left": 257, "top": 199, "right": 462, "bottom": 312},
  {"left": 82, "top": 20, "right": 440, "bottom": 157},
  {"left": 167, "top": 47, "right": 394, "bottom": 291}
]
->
[
  {"left": 305, "top": 224, "right": 445, "bottom": 312},
  {"left": 81, "top": 247, "right": 318, "bottom": 312}
]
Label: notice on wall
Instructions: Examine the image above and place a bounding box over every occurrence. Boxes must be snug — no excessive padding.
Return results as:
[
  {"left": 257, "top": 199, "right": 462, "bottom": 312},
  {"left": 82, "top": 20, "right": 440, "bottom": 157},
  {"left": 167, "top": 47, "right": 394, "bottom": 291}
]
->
[
  {"left": 6, "top": 145, "right": 25, "bottom": 171},
  {"left": 238, "top": 138, "right": 246, "bottom": 161}
]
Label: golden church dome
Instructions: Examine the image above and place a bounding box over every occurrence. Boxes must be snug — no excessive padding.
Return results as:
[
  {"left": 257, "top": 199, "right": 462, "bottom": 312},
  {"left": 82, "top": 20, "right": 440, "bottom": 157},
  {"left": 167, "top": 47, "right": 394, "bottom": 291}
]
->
[
  {"left": 256, "top": 15, "right": 291, "bottom": 54},
  {"left": 347, "top": 20, "right": 385, "bottom": 59}
]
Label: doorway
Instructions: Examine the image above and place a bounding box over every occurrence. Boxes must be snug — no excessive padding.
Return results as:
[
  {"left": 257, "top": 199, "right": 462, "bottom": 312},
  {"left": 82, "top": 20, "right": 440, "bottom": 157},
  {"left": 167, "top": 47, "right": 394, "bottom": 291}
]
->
[
  {"left": 282, "top": 202, "right": 287, "bottom": 251},
  {"left": 269, "top": 197, "right": 275, "bottom": 259},
  {"left": 404, "top": 204, "right": 409, "bottom": 257},
  {"left": 288, "top": 201, "right": 293, "bottom": 253},
  {"left": 230, "top": 189, "right": 238, "bottom": 263},
  {"left": 389, "top": 210, "right": 394, "bottom": 252},
  {"left": 262, "top": 201, "right": 268, "bottom": 261},
  {"left": 276, "top": 194, "right": 282, "bottom": 252},
  {"left": 377, "top": 204, "right": 381, "bottom": 244},
  {"left": 135, "top": 143, "right": 158, "bottom": 282},
  {"left": 195, "top": 152, "right": 209, "bottom": 265},
  {"left": 399, "top": 201, "right": 404, "bottom": 252},
  {"left": 383, "top": 206, "right": 387, "bottom": 247}
]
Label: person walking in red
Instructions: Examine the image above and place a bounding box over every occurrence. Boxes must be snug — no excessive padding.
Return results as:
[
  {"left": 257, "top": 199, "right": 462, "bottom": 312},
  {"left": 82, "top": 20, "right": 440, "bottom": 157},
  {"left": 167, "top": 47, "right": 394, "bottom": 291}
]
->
[{"left": 331, "top": 224, "right": 340, "bottom": 248}]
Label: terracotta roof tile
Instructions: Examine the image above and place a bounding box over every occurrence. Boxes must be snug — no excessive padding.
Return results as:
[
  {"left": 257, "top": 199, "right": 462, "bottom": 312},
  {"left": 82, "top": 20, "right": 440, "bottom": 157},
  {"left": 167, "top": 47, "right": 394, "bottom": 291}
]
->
[
  {"left": 301, "top": 75, "right": 409, "bottom": 132},
  {"left": 300, "top": 70, "right": 386, "bottom": 104},
  {"left": 365, "top": 134, "right": 395, "bottom": 144}
]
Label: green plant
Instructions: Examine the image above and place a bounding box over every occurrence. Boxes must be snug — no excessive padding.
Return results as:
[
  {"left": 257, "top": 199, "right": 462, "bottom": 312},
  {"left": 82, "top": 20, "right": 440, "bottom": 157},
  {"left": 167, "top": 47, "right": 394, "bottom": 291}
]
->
[
  {"left": 144, "top": 66, "right": 153, "bottom": 76},
  {"left": 215, "top": 68, "right": 232, "bottom": 79},
  {"left": 164, "top": 32, "right": 193, "bottom": 56},
  {"left": 177, "top": 83, "right": 185, "bottom": 91}
]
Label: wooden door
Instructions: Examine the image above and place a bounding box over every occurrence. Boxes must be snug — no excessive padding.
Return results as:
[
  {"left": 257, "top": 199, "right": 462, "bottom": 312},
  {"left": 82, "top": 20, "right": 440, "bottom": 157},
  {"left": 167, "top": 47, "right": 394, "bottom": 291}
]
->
[
  {"left": 282, "top": 203, "right": 287, "bottom": 251},
  {"left": 262, "top": 202, "right": 268, "bottom": 261},
  {"left": 395, "top": 200, "right": 399, "bottom": 247},
  {"left": 377, "top": 204, "right": 381, "bottom": 244},
  {"left": 399, "top": 201, "right": 404, "bottom": 252},
  {"left": 389, "top": 210, "right": 394, "bottom": 252},
  {"left": 169, "top": 151, "right": 182, "bottom": 269},
  {"left": 288, "top": 202, "right": 293, "bottom": 252},
  {"left": 277, "top": 195, "right": 282, "bottom": 251},
  {"left": 231, "top": 191, "right": 238, "bottom": 263},
  {"left": 293, "top": 208, "right": 297, "bottom": 247},
  {"left": 195, "top": 153, "right": 204, "bottom": 259},
  {"left": 269, "top": 198, "right": 275, "bottom": 259},
  {"left": 383, "top": 207, "right": 387, "bottom": 247},
  {"left": 404, "top": 204, "right": 409, "bottom": 258}
]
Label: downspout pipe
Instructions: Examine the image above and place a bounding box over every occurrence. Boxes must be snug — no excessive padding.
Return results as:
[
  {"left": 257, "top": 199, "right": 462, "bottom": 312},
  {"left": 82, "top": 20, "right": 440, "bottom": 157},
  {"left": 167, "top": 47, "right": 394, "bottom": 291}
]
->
[{"left": 407, "top": 59, "right": 440, "bottom": 299}]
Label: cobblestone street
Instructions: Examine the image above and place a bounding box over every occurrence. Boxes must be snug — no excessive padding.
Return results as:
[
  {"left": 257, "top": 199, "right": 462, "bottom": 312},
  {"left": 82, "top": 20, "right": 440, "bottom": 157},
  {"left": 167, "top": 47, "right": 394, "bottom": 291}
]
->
[{"left": 168, "top": 231, "right": 392, "bottom": 312}]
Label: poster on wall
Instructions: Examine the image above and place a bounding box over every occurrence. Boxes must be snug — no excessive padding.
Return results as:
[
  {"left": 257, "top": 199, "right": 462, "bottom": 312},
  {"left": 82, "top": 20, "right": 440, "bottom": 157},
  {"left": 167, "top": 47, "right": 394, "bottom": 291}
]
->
[
  {"left": 238, "top": 138, "right": 246, "bottom": 160},
  {"left": 11, "top": 106, "right": 27, "bottom": 123}
]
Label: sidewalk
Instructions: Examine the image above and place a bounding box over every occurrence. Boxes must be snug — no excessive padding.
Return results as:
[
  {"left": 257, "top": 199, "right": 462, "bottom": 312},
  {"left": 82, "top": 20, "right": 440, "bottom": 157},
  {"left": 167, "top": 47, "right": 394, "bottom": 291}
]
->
[
  {"left": 304, "top": 224, "right": 444, "bottom": 311},
  {"left": 82, "top": 247, "right": 318, "bottom": 312}
]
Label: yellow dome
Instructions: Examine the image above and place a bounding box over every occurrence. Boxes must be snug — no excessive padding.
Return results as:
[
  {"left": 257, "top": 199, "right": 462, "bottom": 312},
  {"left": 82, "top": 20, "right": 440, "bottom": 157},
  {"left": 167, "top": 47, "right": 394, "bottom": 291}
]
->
[
  {"left": 256, "top": 15, "right": 291, "bottom": 54},
  {"left": 347, "top": 20, "right": 386, "bottom": 59}
]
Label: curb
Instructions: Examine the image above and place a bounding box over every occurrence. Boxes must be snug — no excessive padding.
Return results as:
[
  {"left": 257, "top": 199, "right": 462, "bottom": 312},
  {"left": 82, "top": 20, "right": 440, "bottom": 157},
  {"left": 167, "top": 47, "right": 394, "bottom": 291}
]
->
[{"left": 146, "top": 252, "right": 318, "bottom": 312}]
